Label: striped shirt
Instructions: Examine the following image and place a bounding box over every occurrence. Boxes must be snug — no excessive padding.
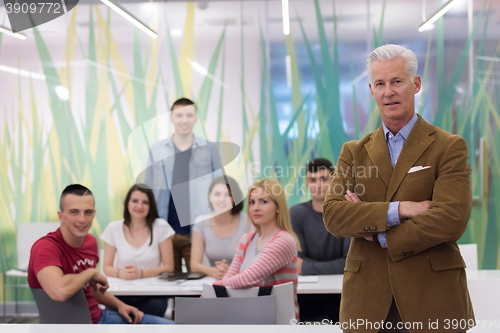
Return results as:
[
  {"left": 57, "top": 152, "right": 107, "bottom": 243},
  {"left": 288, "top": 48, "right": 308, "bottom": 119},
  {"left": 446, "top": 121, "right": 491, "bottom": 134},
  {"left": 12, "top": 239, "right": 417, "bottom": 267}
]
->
[{"left": 215, "top": 229, "right": 299, "bottom": 318}]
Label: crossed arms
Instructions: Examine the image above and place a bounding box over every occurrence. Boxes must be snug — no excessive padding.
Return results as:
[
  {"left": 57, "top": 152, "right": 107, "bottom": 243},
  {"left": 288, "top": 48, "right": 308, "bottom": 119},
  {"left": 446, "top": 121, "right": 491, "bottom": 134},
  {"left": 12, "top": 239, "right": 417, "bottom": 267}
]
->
[{"left": 323, "top": 136, "right": 472, "bottom": 261}]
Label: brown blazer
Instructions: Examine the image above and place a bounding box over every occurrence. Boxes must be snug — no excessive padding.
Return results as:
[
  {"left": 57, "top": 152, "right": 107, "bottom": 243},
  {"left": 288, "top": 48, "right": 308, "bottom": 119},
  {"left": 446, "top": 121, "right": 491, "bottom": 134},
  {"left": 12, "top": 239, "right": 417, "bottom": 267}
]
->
[{"left": 323, "top": 115, "right": 474, "bottom": 332}]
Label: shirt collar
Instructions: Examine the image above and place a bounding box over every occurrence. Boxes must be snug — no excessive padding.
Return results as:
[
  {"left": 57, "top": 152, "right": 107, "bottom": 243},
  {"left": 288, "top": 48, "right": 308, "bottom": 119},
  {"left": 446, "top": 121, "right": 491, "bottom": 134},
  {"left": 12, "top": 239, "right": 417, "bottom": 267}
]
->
[
  {"left": 383, "top": 113, "right": 418, "bottom": 141},
  {"left": 165, "top": 134, "right": 205, "bottom": 147}
]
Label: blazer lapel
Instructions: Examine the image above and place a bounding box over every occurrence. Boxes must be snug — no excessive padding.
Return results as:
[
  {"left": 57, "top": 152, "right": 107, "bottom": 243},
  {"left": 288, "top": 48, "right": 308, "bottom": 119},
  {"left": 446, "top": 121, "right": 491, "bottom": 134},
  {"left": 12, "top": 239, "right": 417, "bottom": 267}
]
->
[
  {"left": 365, "top": 126, "right": 392, "bottom": 188},
  {"left": 386, "top": 115, "right": 435, "bottom": 201}
]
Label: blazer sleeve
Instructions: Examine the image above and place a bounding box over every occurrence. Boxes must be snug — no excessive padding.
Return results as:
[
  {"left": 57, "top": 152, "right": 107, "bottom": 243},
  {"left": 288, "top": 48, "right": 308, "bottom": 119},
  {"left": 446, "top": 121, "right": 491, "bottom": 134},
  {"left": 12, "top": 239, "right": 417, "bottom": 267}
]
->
[
  {"left": 323, "top": 142, "right": 390, "bottom": 238},
  {"left": 385, "top": 136, "right": 472, "bottom": 261}
]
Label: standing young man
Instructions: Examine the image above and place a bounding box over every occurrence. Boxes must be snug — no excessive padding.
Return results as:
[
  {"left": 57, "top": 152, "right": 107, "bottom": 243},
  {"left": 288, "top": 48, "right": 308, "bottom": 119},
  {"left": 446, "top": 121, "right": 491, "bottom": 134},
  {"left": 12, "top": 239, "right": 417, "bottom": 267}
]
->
[
  {"left": 28, "top": 184, "right": 172, "bottom": 324},
  {"left": 145, "top": 98, "right": 222, "bottom": 272},
  {"left": 323, "top": 44, "right": 474, "bottom": 332}
]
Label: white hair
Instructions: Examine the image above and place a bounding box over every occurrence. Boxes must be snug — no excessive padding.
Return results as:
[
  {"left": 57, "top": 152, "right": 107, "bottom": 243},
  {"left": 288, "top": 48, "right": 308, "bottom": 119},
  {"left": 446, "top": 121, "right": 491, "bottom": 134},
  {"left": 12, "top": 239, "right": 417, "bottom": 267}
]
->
[{"left": 366, "top": 44, "right": 418, "bottom": 80}]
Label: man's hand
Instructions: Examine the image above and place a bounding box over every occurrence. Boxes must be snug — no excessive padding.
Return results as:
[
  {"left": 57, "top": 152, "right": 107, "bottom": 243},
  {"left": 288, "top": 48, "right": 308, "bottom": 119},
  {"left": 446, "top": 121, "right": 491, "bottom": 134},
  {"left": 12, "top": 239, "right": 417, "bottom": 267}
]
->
[
  {"left": 117, "top": 303, "right": 144, "bottom": 324},
  {"left": 296, "top": 257, "right": 303, "bottom": 275},
  {"left": 89, "top": 271, "right": 109, "bottom": 294},
  {"left": 214, "top": 260, "right": 228, "bottom": 280},
  {"left": 344, "top": 190, "right": 361, "bottom": 203},
  {"left": 120, "top": 266, "right": 141, "bottom": 280},
  {"left": 399, "top": 201, "right": 431, "bottom": 219}
]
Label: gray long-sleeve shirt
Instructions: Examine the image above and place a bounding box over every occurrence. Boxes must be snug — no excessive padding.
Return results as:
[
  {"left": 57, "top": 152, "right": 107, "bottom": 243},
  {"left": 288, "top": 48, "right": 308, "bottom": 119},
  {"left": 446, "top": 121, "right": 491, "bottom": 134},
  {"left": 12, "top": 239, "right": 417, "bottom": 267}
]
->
[{"left": 290, "top": 201, "right": 350, "bottom": 275}]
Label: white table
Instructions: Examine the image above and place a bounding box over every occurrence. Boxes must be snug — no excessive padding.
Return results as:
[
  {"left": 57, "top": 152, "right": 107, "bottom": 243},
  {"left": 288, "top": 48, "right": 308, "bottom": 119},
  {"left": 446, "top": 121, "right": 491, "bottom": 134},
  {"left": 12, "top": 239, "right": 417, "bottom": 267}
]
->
[
  {"left": 1, "top": 325, "right": 340, "bottom": 332},
  {"left": 106, "top": 275, "right": 344, "bottom": 296},
  {"left": 2, "top": 323, "right": 500, "bottom": 332},
  {"left": 106, "top": 270, "right": 500, "bottom": 322},
  {"left": 466, "top": 270, "right": 500, "bottom": 320},
  {"left": 5, "top": 270, "right": 499, "bottom": 323}
]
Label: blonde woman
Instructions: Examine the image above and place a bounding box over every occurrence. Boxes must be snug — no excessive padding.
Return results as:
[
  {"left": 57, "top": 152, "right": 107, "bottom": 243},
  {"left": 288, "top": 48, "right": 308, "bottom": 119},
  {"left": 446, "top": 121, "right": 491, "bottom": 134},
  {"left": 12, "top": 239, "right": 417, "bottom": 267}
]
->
[
  {"left": 215, "top": 179, "right": 300, "bottom": 318},
  {"left": 191, "top": 176, "right": 247, "bottom": 280}
]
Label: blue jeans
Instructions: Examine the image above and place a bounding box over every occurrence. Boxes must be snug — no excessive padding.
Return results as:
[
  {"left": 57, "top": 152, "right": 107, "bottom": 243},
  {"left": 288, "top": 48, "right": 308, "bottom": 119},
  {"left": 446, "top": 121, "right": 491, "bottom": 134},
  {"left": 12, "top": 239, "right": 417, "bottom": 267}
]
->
[
  {"left": 98, "top": 309, "right": 174, "bottom": 324},
  {"left": 117, "top": 296, "right": 168, "bottom": 317}
]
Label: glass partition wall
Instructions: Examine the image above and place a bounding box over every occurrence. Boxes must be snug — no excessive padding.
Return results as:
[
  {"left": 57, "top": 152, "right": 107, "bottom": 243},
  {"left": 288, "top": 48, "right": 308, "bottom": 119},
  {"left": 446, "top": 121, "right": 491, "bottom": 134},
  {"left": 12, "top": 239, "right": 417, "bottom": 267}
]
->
[{"left": 1, "top": 0, "right": 499, "bottom": 306}]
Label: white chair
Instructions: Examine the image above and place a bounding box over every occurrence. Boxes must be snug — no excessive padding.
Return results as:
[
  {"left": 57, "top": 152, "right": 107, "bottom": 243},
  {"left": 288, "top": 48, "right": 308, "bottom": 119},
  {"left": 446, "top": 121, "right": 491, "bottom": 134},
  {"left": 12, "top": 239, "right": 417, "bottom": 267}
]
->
[
  {"left": 3, "top": 222, "right": 59, "bottom": 317},
  {"left": 99, "top": 249, "right": 105, "bottom": 274},
  {"left": 175, "top": 292, "right": 276, "bottom": 324},
  {"left": 458, "top": 243, "right": 478, "bottom": 270},
  {"left": 201, "top": 282, "right": 295, "bottom": 324},
  {"left": 16, "top": 222, "right": 60, "bottom": 270}
]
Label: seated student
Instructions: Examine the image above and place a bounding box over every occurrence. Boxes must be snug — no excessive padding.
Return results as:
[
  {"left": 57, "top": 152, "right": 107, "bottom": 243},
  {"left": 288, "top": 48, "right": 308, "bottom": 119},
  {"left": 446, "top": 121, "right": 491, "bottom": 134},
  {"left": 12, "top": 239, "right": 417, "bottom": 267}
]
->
[
  {"left": 215, "top": 179, "right": 300, "bottom": 319},
  {"left": 101, "top": 184, "right": 175, "bottom": 317},
  {"left": 290, "top": 158, "right": 350, "bottom": 323},
  {"left": 191, "top": 176, "right": 247, "bottom": 280},
  {"left": 27, "top": 184, "right": 173, "bottom": 324},
  {"left": 291, "top": 158, "right": 350, "bottom": 275}
]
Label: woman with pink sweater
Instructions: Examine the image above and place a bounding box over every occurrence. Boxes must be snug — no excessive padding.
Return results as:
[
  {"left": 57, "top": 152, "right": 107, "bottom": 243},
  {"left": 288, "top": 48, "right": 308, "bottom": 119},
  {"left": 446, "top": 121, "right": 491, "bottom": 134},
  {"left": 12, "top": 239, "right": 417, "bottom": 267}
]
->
[{"left": 215, "top": 179, "right": 300, "bottom": 318}]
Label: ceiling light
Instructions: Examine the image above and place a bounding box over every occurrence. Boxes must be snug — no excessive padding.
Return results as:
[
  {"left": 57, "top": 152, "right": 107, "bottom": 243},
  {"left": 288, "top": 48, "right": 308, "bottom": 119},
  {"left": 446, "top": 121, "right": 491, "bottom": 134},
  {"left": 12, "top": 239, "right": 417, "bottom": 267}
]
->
[
  {"left": 188, "top": 59, "right": 208, "bottom": 76},
  {"left": 418, "top": 0, "right": 459, "bottom": 32},
  {"left": 142, "top": 2, "right": 156, "bottom": 12},
  {"left": 476, "top": 55, "right": 500, "bottom": 62},
  {"left": 282, "top": 0, "right": 290, "bottom": 35},
  {"left": 0, "top": 26, "right": 27, "bottom": 40},
  {"left": 186, "top": 58, "right": 229, "bottom": 90},
  {"left": 285, "top": 55, "right": 292, "bottom": 88},
  {"left": 0, "top": 64, "right": 45, "bottom": 80},
  {"left": 171, "top": 29, "right": 182, "bottom": 36},
  {"left": 100, "top": 0, "right": 157, "bottom": 39},
  {"left": 350, "top": 70, "right": 368, "bottom": 86},
  {"left": 419, "top": 24, "right": 434, "bottom": 31},
  {"left": 55, "top": 85, "right": 70, "bottom": 100}
]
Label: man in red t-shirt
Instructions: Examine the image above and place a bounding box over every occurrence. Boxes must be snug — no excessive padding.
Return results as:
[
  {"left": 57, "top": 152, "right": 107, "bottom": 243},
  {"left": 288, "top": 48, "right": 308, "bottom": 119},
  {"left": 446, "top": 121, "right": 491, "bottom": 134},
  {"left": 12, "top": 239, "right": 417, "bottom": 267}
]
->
[{"left": 28, "top": 184, "right": 172, "bottom": 324}]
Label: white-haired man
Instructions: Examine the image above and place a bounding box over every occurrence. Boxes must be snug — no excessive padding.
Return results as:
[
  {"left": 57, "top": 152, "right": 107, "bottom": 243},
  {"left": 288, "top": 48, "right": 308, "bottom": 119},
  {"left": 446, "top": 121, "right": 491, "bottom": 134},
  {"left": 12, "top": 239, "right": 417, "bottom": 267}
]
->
[{"left": 324, "top": 44, "right": 474, "bottom": 332}]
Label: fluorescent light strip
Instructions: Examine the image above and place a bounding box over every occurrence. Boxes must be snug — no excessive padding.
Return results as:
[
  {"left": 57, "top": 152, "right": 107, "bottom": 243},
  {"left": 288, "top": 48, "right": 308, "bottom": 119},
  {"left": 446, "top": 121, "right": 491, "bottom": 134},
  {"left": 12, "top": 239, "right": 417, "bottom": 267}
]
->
[
  {"left": 100, "top": 0, "right": 157, "bottom": 39},
  {"left": 350, "top": 70, "right": 368, "bottom": 86},
  {"left": 282, "top": 0, "right": 290, "bottom": 35},
  {"left": 418, "top": 0, "right": 458, "bottom": 32},
  {"left": 0, "top": 64, "right": 46, "bottom": 80},
  {"left": 190, "top": 60, "right": 208, "bottom": 76},
  {"left": 285, "top": 55, "right": 292, "bottom": 88},
  {"left": 0, "top": 26, "right": 27, "bottom": 40},
  {"left": 476, "top": 55, "right": 500, "bottom": 62},
  {"left": 186, "top": 58, "right": 229, "bottom": 90},
  {"left": 86, "top": 59, "right": 157, "bottom": 87}
]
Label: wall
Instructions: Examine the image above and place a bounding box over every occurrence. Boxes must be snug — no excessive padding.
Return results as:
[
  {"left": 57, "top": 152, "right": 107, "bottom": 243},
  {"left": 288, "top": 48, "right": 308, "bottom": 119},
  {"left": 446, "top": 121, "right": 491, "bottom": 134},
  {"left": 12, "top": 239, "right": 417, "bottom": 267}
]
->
[{"left": 1, "top": 0, "right": 499, "bottom": 303}]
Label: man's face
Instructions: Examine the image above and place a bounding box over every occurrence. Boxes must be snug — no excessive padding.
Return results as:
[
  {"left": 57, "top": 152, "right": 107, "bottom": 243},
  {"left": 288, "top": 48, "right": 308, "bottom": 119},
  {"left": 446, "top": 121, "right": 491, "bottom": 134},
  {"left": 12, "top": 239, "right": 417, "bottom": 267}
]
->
[
  {"left": 369, "top": 56, "right": 421, "bottom": 126},
  {"left": 306, "top": 169, "right": 331, "bottom": 201},
  {"left": 170, "top": 104, "right": 198, "bottom": 135},
  {"left": 58, "top": 194, "right": 95, "bottom": 245}
]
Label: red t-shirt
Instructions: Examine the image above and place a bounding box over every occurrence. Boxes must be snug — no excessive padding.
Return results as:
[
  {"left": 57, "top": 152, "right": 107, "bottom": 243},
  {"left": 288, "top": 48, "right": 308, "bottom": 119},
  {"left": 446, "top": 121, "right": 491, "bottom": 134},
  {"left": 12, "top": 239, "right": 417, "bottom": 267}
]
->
[{"left": 28, "top": 228, "right": 102, "bottom": 323}]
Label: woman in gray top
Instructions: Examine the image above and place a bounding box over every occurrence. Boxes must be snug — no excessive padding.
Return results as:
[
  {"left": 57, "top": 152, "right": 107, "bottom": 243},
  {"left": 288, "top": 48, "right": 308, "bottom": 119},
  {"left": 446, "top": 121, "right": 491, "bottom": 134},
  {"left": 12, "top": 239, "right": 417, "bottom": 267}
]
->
[{"left": 191, "top": 176, "right": 248, "bottom": 280}]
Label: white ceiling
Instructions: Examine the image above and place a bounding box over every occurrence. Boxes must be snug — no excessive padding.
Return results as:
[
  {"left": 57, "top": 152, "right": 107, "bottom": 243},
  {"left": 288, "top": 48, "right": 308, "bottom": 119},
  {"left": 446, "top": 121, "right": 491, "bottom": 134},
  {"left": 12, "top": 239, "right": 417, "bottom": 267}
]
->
[{"left": 0, "top": 0, "right": 499, "bottom": 46}]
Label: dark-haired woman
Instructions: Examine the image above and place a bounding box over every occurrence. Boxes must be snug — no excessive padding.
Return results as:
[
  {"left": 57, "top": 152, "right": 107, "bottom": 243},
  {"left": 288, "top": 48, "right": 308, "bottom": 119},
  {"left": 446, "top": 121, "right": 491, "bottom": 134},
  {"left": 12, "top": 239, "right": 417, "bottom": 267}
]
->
[
  {"left": 190, "top": 176, "right": 248, "bottom": 280},
  {"left": 101, "top": 184, "right": 174, "bottom": 317}
]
